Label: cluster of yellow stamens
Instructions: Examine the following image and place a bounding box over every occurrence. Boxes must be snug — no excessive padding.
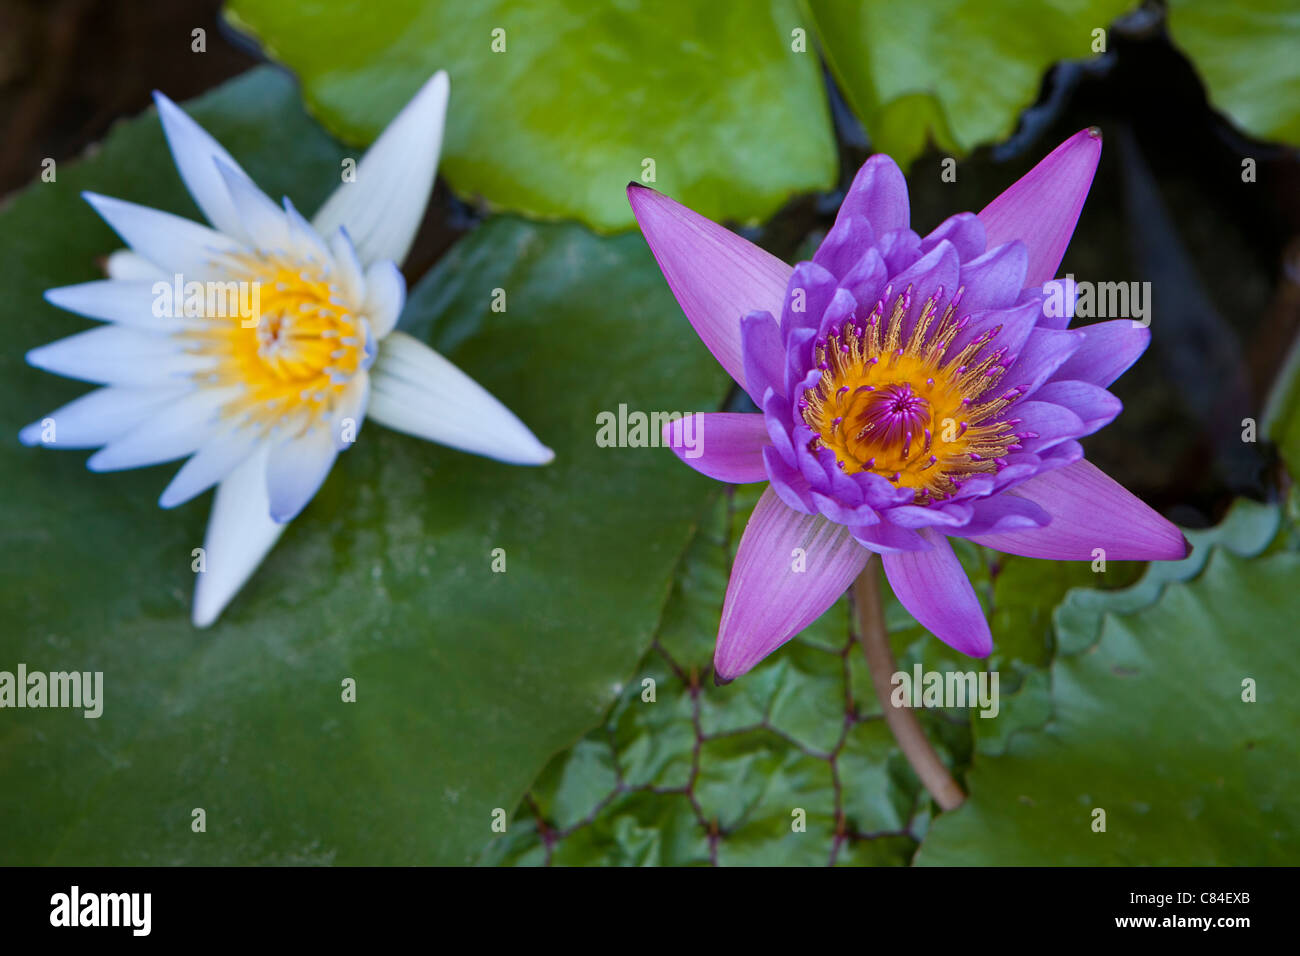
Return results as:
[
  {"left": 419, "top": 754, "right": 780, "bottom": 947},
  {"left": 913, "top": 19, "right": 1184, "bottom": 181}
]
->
[
  {"left": 799, "top": 285, "right": 1028, "bottom": 504},
  {"left": 185, "top": 252, "right": 369, "bottom": 432}
]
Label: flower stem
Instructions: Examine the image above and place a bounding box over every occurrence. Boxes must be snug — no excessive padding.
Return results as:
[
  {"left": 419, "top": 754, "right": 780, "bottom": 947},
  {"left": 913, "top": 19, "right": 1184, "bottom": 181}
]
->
[{"left": 852, "top": 561, "right": 966, "bottom": 812}]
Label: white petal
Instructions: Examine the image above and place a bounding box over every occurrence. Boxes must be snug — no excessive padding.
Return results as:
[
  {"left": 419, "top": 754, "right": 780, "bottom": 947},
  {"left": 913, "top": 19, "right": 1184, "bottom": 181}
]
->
[
  {"left": 283, "top": 197, "right": 332, "bottom": 266},
  {"left": 192, "top": 444, "right": 286, "bottom": 628},
  {"left": 153, "top": 90, "right": 252, "bottom": 237},
  {"left": 159, "top": 424, "right": 264, "bottom": 508},
  {"left": 367, "top": 331, "right": 553, "bottom": 465},
  {"left": 26, "top": 325, "right": 215, "bottom": 386},
  {"left": 45, "top": 279, "right": 200, "bottom": 332},
  {"left": 329, "top": 228, "right": 365, "bottom": 305},
  {"left": 311, "top": 71, "right": 449, "bottom": 268},
  {"left": 214, "top": 158, "right": 291, "bottom": 252},
  {"left": 265, "top": 425, "right": 339, "bottom": 522},
  {"left": 362, "top": 260, "right": 405, "bottom": 338},
  {"left": 87, "top": 385, "right": 239, "bottom": 471},
  {"left": 83, "top": 192, "right": 245, "bottom": 280},
  {"left": 19, "top": 386, "right": 187, "bottom": 448},
  {"left": 105, "top": 249, "right": 167, "bottom": 281}
]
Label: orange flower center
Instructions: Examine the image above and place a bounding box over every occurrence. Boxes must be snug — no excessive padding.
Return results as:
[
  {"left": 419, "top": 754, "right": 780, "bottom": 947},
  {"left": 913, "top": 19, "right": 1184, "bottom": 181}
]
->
[{"left": 800, "top": 287, "right": 1022, "bottom": 504}]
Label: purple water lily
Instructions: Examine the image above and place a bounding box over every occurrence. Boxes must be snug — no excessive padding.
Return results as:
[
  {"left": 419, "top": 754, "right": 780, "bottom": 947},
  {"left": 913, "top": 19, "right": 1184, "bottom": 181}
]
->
[{"left": 629, "top": 128, "right": 1189, "bottom": 682}]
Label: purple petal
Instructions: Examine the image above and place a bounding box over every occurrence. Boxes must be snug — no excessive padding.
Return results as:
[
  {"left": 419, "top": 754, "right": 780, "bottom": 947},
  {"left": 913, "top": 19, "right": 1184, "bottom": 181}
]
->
[
  {"left": 814, "top": 215, "right": 876, "bottom": 279},
  {"left": 877, "top": 229, "right": 923, "bottom": 274},
  {"left": 1051, "top": 319, "right": 1150, "bottom": 387},
  {"left": 628, "top": 184, "right": 792, "bottom": 397},
  {"left": 882, "top": 530, "right": 993, "bottom": 657},
  {"left": 763, "top": 445, "right": 817, "bottom": 514},
  {"left": 1031, "top": 380, "right": 1121, "bottom": 434},
  {"left": 762, "top": 387, "right": 798, "bottom": 466},
  {"left": 995, "top": 327, "right": 1083, "bottom": 399},
  {"left": 840, "top": 246, "right": 889, "bottom": 311},
  {"left": 834, "top": 154, "right": 910, "bottom": 235},
  {"left": 782, "top": 261, "right": 839, "bottom": 337},
  {"left": 886, "top": 503, "right": 974, "bottom": 529},
  {"left": 715, "top": 487, "right": 869, "bottom": 680},
  {"left": 795, "top": 427, "right": 835, "bottom": 487},
  {"left": 958, "top": 241, "right": 1028, "bottom": 312},
  {"left": 951, "top": 495, "right": 1050, "bottom": 536},
  {"left": 978, "top": 128, "right": 1102, "bottom": 287},
  {"left": 921, "top": 211, "right": 986, "bottom": 260},
  {"left": 1007, "top": 399, "right": 1087, "bottom": 452},
  {"left": 783, "top": 327, "right": 819, "bottom": 403},
  {"left": 741, "top": 311, "right": 785, "bottom": 401},
  {"left": 990, "top": 451, "right": 1045, "bottom": 492},
  {"left": 810, "top": 491, "right": 881, "bottom": 527},
  {"left": 970, "top": 459, "right": 1190, "bottom": 560},
  {"left": 815, "top": 287, "right": 860, "bottom": 340},
  {"left": 662, "top": 412, "right": 769, "bottom": 484},
  {"left": 888, "top": 240, "right": 960, "bottom": 341},
  {"left": 850, "top": 469, "right": 917, "bottom": 509},
  {"left": 850, "top": 519, "right": 929, "bottom": 552}
]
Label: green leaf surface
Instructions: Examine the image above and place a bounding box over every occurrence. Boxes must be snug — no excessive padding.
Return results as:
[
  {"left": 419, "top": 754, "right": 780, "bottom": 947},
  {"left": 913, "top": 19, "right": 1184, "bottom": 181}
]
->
[
  {"left": 808, "top": 0, "right": 1135, "bottom": 167},
  {"left": 0, "top": 67, "right": 727, "bottom": 864},
  {"left": 223, "top": 0, "right": 837, "bottom": 233},
  {"left": 1167, "top": 0, "right": 1300, "bottom": 146},
  {"left": 917, "top": 503, "right": 1300, "bottom": 865}
]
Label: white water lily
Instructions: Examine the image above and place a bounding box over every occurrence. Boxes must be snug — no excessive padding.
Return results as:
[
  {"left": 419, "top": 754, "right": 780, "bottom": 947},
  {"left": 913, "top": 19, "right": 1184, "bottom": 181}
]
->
[{"left": 20, "top": 72, "right": 554, "bottom": 627}]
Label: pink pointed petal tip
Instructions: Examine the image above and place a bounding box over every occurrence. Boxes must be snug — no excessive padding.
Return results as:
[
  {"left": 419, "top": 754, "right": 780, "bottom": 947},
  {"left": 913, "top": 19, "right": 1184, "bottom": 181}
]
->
[
  {"left": 714, "top": 486, "right": 869, "bottom": 681},
  {"left": 627, "top": 184, "right": 793, "bottom": 402},
  {"left": 970, "top": 458, "right": 1191, "bottom": 561},
  {"left": 662, "top": 412, "right": 770, "bottom": 484},
  {"left": 882, "top": 530, "right": 993, "bottom": 658},
  {"left": 978, "top": 127, "right": 1102, "bottom": 288}
]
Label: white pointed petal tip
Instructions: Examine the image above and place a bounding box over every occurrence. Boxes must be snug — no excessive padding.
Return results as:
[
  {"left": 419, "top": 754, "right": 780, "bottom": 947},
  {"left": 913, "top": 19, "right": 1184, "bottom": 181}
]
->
[
  {"left": 190, "top": 445, "right": 287, "bottom": 628},
  {"left": 263, "top": 426, "right": 344, "bottom": 523},
  {"left": 81, "top": 190, "right": 118, "bottom": 217},
  {"left": 104, "top": 249, "right": 164, "bottom": 280},
  {"left": 523, "top": 444, "right": 557, "bottom": 466},
  {"left": 309, "top": 70, "right": 449, "bottom": 268},
  {"left": 25, "top": 344, "right": 53, "bottom": 371},
  {"left": 367, "top": 333, "right": 556, "bottom": 467},
  {"left": 150, "top": 88, "right": 256, "bottom": 238}
]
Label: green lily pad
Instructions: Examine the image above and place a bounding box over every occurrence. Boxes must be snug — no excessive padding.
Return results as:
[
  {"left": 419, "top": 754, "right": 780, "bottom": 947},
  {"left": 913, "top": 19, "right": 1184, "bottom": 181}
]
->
[
  {"left": 1167, "top": 0, "right": 1300, "bottom": 146},
  {"left": 0, "top": 67, "right": 728, "bottom": 864},
  {"left": 974, "top": 499, "right": 1278, "bottom": 760},
  {"left": 917, "top": 504, "right": 1300, "bottom": 865},
  {"left": 223, "top": 0, "right": 837, "bottom": 233},
  {"left": 807, "top": 0, "right": 1135, "bottom": 167}
]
